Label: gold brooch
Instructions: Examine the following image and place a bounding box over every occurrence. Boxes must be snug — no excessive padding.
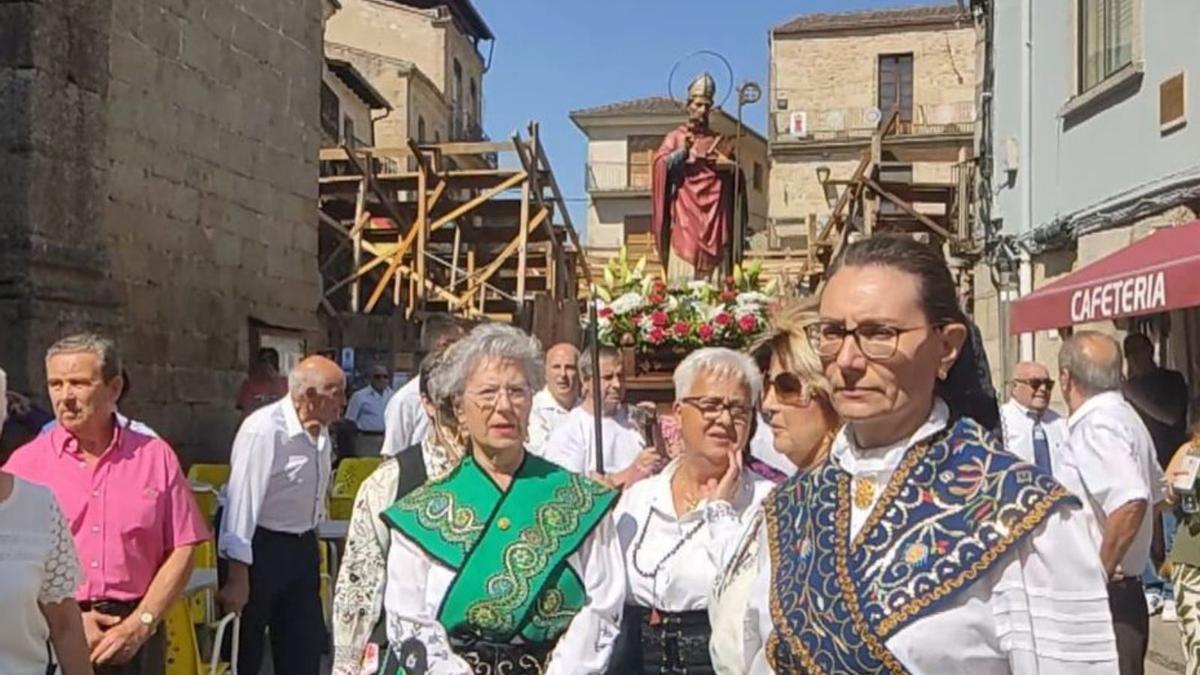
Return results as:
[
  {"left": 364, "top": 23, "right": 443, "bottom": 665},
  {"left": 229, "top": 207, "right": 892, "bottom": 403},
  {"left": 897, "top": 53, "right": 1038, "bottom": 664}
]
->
[
  {"left": 497, "top": 517, "right": 511, "bottom": 531},
  {"left": 852, "top": 476, "right": 876, "bottom": 511}
]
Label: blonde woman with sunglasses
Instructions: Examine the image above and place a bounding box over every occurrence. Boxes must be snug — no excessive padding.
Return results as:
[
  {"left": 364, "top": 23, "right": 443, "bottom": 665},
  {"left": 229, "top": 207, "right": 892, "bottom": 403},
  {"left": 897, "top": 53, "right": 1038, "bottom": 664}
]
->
[{"left": 708, "top": 298, "right": 839, "bottom": 674}]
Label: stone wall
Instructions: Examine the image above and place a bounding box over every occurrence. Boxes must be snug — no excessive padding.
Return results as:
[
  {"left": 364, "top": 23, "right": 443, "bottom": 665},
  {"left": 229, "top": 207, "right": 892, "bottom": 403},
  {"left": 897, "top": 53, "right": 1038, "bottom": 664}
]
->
[{"left": 1, "top": 0, "right": 324, "bottom": 463}]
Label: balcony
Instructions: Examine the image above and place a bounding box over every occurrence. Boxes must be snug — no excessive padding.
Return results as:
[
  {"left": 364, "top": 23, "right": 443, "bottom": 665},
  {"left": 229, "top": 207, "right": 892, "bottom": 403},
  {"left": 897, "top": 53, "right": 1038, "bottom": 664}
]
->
[
  {"left": 585, "top": 161, "right": 651, "bottom": 195},
  {"left": 450, "top": 105, "right": 487, "bottom": 142},
  {"left": 771, "top": 101, "right": 975, "bottom": 144}
]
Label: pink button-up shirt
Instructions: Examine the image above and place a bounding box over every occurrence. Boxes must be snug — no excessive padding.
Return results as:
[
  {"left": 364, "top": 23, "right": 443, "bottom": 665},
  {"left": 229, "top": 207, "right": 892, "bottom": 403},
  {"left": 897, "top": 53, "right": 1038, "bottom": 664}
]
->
[{"left": 5, "top": 421, "right": 210, "bottom": 602}]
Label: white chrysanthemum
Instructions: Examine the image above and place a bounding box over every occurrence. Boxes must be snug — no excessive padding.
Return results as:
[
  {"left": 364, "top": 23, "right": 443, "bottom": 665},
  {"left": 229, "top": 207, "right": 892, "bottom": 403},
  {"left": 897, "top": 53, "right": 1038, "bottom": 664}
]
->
[
  {"left": 687, "top": 280, "right": 709, "bottom": 292},
  {"left": 736, "top": 291, "right": 770, "bottom": 306},
  {"left": 610, "top": 292, "right": 645, "bottom": 314}
]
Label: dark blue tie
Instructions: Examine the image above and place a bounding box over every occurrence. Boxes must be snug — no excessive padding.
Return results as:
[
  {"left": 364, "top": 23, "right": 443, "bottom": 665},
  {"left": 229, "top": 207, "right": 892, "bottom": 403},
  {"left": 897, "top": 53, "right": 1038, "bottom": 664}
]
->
[{"left": 1032, "top": 420, "right": 1052, "bottom": 472}]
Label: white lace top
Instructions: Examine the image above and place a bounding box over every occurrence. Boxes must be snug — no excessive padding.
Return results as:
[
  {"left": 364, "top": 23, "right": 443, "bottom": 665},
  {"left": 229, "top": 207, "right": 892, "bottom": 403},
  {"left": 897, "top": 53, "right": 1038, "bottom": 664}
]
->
[{"left": 0, "top": 476, "right": 82, "bottom": 674}]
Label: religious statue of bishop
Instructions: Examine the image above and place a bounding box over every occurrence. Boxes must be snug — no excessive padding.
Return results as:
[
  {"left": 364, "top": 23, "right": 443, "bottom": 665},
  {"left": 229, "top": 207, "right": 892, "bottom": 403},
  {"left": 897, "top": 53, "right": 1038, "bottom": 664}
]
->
[{"left": 651, "top": 72, "right": 745, "bottom": 282}]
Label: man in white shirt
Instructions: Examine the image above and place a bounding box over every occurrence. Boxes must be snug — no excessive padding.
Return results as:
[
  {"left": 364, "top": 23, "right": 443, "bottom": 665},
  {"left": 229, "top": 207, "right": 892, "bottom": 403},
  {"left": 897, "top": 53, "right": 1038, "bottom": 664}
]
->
[
  {"left": 542, "top": 345, "right": 662, "bottom": 488},
  {"left": 1060, "top": 331, "right": 1164, "bottom": 675},
  {"left": 527, "top": 342, "right": 580, "bottom": 454},
  {"left": 380, "top": 315, "right": 466, "bottom": 457},
  {"left": 218, "top": 356, "right": 346, "bottom": 675},
  {"left": 344, "top": 365, "right": 394, "bottom": 456},
  {"left": 999, "top": 361, "right": 1076, "bottom": 472}
]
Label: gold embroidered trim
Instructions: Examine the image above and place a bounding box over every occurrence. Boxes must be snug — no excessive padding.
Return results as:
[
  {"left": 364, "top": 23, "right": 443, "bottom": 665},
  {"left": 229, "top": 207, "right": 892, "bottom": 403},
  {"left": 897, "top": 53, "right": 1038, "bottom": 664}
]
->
[
  {"left": 851, "top": 439, "right": 932, "bottom": 551},
  {"left": 764, "top": 498, "right": 827, "bottom": 675},
  {"left": 875, "top": 484, "right": 1074, "bottom": 636},
  {"left": 833, "top": 475, "right": 911, "bottom": 674}
]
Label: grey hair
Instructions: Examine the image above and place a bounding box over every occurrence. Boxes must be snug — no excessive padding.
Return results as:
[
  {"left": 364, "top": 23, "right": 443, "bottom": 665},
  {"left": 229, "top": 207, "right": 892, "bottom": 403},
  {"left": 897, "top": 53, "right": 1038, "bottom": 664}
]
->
[
  {"left": 0, "top": 366, "right": 7, "bottom": 428},
  {"left": 46, "top": 333, "right": 122, "bottom": 382},
  {"left": 579, "top": 345, "right": 620, "bottom": 383},
  {"left": 1059, "top": 330, "right": 1123, "bottom": 394},
  {"left": 288, "top": 362, "right": 345, "bottom": 397},
  {"left": 673, "top": 347, "right": 763, "bottom": 402},
  {"left": 442, "top": 324, "right": 544, "bottom": 398}
]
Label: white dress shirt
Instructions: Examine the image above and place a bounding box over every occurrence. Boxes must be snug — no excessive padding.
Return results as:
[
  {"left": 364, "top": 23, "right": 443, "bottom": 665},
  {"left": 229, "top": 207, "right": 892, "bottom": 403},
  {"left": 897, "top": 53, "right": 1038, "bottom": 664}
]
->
[
  {"left": 999, "top": 400, "right": 1069, "bottom": 467},
  {"left": 527, "top": 388, "right": 576, "bottom": 454},
  {"left": 383, "top": 513, "right": 624, "bottom": 674},
  {"left": 741, "top": 400, "right": 1119, "bottom": 674},
  {"left": 345, "top": 385, "right": 394, "bottom": 433},
  {"left": 748, "top": 414, "right": 796, "bottom": 477},
  {"left": 381, "top": 377, "right": 428, "bottom": 457},
  {"left": 219, "top": 397, "right": 332, "bottom": 565},
  {"left": 1068, "top": 390, "right": 1165, "bottom": 576},
  {"left": 614, "top": 458, "right": 772, "bottom": 612},
  {"left": 540, "top": 406, "right": 647, "bottom": 475}
]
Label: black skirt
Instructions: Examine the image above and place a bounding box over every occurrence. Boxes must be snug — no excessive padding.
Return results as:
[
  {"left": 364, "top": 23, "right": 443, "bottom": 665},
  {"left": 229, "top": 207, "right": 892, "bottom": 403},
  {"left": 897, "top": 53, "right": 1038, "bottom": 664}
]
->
[
  {"left": 456, "top": 640, "right": 553, "bottom": 675},
  {"left": 607, "top": 606, "right": 714, "bottom": 675}
]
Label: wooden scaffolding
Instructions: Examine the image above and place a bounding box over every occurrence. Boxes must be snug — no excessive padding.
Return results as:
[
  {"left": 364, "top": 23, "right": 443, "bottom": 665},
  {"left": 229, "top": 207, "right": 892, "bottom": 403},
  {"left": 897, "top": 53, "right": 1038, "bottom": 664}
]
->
[{"left": 318, "top": 123, "right": 589, "bottom": 328}]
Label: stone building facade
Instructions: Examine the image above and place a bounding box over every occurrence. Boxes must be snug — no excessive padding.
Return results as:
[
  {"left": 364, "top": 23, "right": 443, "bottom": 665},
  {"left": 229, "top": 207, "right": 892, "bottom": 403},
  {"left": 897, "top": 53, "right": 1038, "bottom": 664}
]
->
[
  {"left": 0, "top": 0, "right": 325, "bottom": 462},
  {"left": 323, "top": 0, "right": 493, "bottom": 147},
  {"left": 768, "top": 5, "right": 976, "bottom": 246}
]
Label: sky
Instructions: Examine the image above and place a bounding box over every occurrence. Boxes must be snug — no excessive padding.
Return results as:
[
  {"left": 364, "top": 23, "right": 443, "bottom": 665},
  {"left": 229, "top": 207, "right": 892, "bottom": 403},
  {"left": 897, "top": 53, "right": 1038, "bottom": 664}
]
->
[{"left": 473, "top": 0, "right": 925, "bottom": 229}]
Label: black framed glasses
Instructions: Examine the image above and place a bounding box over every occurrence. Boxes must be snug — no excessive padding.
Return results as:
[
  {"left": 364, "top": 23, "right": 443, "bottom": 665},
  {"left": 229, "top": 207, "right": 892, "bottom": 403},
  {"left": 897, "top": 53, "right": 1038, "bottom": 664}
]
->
[
  {"left": 1014, "top": 378, "right": 1055, "bottom": 391},
  {"left": 680, "top": 396, "right": 753, "bottom": 425},
  {"left": 763, "top": 372, "right": 814, "bottom": 407},
  {"left": 805, "top": 321, "right": 938, "bottom": 361}
]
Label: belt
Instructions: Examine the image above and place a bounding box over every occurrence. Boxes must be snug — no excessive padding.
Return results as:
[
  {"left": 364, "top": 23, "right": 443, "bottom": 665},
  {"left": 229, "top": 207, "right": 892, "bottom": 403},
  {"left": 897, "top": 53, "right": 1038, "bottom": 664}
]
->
[
  {"left": 257, "top": 526, "right": 317, "bottom": 539},
  {"left": 79, "top": 598, "right": 141, "bottom": 617},
  {"left": 356, "top": 430, "right": 385, "bottom": 436},
  {"left": 626, "top": 606, "right": 710, "bottom": 628}
]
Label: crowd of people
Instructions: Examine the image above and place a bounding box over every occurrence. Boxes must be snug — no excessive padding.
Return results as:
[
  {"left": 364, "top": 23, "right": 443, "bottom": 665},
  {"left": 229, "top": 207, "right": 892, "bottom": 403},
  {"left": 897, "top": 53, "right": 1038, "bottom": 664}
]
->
[{"left": 2, "top": 234, "right": 1199, "bottom": 675}]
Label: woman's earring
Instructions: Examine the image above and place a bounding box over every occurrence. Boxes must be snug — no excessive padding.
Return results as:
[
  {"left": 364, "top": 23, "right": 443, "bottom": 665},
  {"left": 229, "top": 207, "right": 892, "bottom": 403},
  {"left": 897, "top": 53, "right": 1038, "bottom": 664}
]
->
[{"left": 937, "top": 369, "right": 948, "bottom": 381}]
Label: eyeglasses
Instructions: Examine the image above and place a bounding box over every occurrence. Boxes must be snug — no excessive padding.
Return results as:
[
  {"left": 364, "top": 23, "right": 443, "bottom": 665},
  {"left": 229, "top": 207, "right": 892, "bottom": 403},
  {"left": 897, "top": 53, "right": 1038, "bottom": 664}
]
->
[
  {"left": 805, "top": 321, "right": 938, "bottom": 361},
  {"left": 467, "top": 386, "right": 532, "bottom": 409},
  {"left": 763, "top": 372, "right": 814, "bottom": 407},
  {"left": 1014, "top": 378, "right": 1055, "bottom": 391},
  {"left": 680, "top": 396, "right": 753, "bottom": 425}
]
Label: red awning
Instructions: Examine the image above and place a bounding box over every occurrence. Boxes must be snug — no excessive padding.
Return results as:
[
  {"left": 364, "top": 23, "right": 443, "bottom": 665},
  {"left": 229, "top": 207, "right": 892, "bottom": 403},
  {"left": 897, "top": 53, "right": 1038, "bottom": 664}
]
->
[{"left": 1009, "top": 219, "right": 1200, "bottom": 334}]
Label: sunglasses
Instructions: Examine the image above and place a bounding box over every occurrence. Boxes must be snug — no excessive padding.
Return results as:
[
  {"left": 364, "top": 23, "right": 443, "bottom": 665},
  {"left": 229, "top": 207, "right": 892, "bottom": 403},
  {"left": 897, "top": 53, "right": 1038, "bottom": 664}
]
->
[
  {"left": 763, "top": 372, "right": 814, "bottom": 407},
  {"left": 1014, "top": 378, "right": 1055, "bottom": 391}
]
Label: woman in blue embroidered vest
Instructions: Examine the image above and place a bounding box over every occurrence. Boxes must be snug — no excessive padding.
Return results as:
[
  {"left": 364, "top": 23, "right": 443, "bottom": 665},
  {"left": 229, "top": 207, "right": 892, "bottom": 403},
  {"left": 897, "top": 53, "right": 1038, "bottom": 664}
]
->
[
  {"left": 741, "top": 235, "right": 1119, "bottom": 673},
  {"left": 380, "top": 324, "right": 624, "bottom": 675},
  {"left": 609, "top": 348, "right": 774, "bottom": 675}
]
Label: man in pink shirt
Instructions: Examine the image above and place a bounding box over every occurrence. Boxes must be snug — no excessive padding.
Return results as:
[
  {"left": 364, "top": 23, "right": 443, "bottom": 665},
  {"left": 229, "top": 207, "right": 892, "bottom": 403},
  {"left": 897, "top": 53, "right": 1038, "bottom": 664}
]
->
[{"left": 5, "top": 333, "right": 209, "bottom": 674}]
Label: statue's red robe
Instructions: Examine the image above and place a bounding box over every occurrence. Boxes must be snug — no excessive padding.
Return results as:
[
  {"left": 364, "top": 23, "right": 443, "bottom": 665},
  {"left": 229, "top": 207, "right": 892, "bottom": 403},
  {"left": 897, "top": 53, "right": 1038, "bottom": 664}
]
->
[{"left": 650, "top": 124, "right": 734, "bottom": 274}]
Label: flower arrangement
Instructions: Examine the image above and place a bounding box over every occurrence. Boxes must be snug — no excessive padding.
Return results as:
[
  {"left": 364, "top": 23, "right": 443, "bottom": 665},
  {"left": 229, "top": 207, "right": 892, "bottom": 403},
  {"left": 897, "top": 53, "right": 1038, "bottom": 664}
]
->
[{"left": 591, "top": 248, "right": 777, "bottom": 352}]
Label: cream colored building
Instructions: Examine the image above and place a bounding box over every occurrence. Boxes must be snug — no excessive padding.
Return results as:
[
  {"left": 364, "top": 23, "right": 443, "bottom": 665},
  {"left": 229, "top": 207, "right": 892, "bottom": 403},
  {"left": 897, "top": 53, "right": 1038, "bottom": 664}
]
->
[
  {"left": 768, "top": 5, "right": 976, "bottom": 246},
  {"left": 324, "top": 0, "right": 493, "bottom": 147},
  {"left": 570, "top": 97, "right": 770, "bottom": 262},
  {"left": 321, "top": 58, "right": 391, "bottom": 147}
]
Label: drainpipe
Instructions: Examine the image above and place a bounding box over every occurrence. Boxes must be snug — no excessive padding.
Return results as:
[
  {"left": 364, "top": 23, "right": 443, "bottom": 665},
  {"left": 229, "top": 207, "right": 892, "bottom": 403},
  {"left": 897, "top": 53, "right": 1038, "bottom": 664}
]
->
[{"left": 1018, "top": 0, "right": 1035, "bottom": 361}]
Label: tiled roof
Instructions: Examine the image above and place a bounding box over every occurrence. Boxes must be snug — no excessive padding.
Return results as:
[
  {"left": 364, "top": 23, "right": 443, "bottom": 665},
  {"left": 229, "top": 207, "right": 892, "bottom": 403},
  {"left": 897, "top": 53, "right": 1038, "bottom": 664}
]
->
[
  {"left": 773, "top": 3, "right": 968, "bottom": 36},
  {"left": 570, "top": 96, "right": 684, "bottom": 118}
]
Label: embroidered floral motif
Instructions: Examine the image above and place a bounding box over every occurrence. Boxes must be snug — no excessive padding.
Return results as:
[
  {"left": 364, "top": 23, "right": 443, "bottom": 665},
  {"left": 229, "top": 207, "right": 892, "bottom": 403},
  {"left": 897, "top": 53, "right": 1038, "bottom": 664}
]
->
[{"left": 399, "top": 488, "right": 484, "bottom": 555}]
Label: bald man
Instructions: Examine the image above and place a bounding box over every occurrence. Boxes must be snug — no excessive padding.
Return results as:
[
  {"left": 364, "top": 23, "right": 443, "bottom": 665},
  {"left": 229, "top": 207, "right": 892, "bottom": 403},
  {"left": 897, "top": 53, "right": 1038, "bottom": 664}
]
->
[
  {"left": 527, "top": 342, "right": 581, "bottom": 454},
  {"left": 1060, "top": 331, "right": 1163, "bottom": 674},
  {"left": 219, "top": 355, "right": 346, "bottom": 675},
  {"left": 1000, "top": 361, "right": 1070, "bottom": 471}
]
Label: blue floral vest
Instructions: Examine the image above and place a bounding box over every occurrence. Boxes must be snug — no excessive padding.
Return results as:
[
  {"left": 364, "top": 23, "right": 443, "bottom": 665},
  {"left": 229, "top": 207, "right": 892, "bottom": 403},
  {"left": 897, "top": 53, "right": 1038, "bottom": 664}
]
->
[{"left": 764, "top": 416, "right": 1079, "bottom": 673}]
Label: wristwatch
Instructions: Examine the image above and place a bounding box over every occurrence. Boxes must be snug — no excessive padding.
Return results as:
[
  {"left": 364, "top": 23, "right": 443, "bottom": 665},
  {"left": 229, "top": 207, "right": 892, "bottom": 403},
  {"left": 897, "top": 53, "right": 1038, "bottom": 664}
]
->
[{"left": 138, "top": 611, "right": 155, "bottom": 628}]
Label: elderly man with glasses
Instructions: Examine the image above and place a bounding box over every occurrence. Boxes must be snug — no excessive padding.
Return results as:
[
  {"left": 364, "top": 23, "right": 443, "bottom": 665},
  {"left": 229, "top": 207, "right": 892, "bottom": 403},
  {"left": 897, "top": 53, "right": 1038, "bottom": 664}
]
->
[{"left": 999, "top": 362, "right": 1071, "bottom": 477}]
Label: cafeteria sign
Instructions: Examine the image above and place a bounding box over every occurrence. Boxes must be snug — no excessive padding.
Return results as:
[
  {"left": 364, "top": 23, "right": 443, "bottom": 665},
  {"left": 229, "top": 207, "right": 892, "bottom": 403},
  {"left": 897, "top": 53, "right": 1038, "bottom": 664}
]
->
[{"left": 1070, "top": 271, "right": 1166, "bottom": 323}]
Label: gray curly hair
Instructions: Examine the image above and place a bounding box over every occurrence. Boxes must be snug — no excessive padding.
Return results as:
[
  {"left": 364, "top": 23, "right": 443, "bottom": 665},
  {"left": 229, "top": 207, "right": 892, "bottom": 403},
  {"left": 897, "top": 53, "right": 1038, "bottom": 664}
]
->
[{"left": 441, "top": 324, "right": 544, "bottom": 398}]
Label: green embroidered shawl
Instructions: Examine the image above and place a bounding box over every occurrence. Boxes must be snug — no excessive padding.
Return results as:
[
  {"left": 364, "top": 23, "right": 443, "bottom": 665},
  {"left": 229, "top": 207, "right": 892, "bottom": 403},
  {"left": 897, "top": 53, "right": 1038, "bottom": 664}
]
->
[{"left": 381, "top": 452, "right": 617, "bottom": 645}]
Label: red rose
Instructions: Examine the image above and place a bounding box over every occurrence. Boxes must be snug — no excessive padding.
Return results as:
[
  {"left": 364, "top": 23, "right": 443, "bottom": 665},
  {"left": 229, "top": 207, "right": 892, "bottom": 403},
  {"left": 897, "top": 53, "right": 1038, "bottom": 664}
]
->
[
  {"left": 647, "top": 327, "right": 666, "bottom": 344},
  {"left": 673, "top": 321, "right": 690, "bottom": 337},
  {"left": 598, "top": 307, "right": 613, "bottom": 318},
  {"left": 724, "top": 276, "right": 735, "bottom": 286},
  {"left": 737, "top": 314, "right": 758, "bottom": 332},
  {"left": 653, "top": 279, "right": 668, "bottom": 292},
  {"left": 651, "top": 310, "right": 669, "bottom": 327},
  {"left": 698, "top": 324, "right": 715, "bottom": 341},
  {"left": 647, "top": 294, "right": 665, "bottom": 305},
  {"left": 720, "top": 290, "right": 737, "bottom": 303},
  {"left": 714, "top": 312, "right": 732, "bottom": 327}
]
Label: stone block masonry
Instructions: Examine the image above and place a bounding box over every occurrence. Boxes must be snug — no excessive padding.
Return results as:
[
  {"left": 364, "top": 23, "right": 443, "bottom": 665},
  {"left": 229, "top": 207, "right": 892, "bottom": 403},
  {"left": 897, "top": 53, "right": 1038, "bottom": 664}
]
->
[{"left": 0, "top": 0, "right": 325, "bottom": 463}]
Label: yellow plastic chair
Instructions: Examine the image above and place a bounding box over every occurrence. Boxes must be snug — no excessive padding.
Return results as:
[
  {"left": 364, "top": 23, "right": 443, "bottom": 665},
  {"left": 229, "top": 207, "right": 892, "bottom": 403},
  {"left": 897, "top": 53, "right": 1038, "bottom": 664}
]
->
[
  {"left": 188, "top": 464, "right": 231, "bottom": 520},
  {"left": 188, "top": 540, "right": 219, "bottom": 624},
  {"left": 164, "top": 597, "right": 239, "bottom": 675},
  {"left": 328, "top": 457, "right": 381, "bottom": 520}
]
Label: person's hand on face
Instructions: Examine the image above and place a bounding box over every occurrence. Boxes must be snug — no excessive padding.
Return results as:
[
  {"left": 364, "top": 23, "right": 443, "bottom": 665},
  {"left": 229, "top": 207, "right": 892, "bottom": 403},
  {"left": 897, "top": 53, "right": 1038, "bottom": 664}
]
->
[
  {"left": 697, "top": 449, "right": 743, "bottom": 504},
  {"left": 675, "top": 372, "right": 753, "bottom": 463}
]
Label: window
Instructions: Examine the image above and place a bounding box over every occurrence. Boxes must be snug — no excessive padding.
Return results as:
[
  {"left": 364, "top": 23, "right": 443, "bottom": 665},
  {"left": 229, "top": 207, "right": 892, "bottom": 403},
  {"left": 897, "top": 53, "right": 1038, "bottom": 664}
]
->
[
  {"left": 320, "top": 82, "right": 340, "bottom": 142},
  {"left": 877, "top": 54, "right": 914, "bottom": 126},
  {"left": 753, "top": 162, "right": 764, "bottom": 192},
  {"left": 469, "top": 79, "right": 479, "bottom": 130},
  {"left": 342, "top": 116, "right": 356, "bottom": 147},
  {"left": 623, "top": 214, "right": 651, "bottom": 237},
  {"left": 1078, "top": 0, "right": 1134, "bottom": 92},
  {"left": 417, "top": 116, "right": 426, "bottom": 143},
  {"left": 627, "top": 135, "right": 662, "bottom": 190}
]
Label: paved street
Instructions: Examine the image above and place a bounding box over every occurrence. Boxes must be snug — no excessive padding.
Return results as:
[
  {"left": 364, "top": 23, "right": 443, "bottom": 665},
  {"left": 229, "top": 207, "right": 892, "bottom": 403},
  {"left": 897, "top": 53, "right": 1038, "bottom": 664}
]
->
[{"left": 1149, "top": 615, "right": 1185, "bottom": 674}]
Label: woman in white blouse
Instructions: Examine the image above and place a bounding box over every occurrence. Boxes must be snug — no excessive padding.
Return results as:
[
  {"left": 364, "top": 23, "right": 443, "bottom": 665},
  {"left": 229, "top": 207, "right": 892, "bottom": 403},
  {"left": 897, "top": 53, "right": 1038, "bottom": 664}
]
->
[
  {"left": 610, "top": 348, "right": 773, "bottom": 674},
  {"left": 380, "top": 324, "right": 624, "bottom": 674},
  {"left": 0, "top": 367, "right": 92, "bottom": 675},
  {"left": 708, "top": 299, "right": 839, "bottom": 675},
  {"left": 742, "top": 235, "right": 1119, "bottom": 674}
]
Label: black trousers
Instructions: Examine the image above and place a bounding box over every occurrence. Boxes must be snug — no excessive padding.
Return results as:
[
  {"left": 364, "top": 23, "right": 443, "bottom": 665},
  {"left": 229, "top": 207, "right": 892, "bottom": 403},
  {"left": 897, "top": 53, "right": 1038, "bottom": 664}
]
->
[
  {"left": 236, "top": 528, "right": 324, "bottom": 675},
  {"left": 80, "top": 599, "right": 166, "bottom": 675},
  {"left": 1108, "top": 577, "right": 1149, "bottom": 675}
]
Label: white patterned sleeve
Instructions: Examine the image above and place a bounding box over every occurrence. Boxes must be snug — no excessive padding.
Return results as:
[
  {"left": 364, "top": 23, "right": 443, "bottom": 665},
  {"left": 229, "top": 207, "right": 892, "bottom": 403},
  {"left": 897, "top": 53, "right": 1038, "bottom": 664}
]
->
[
  {"left": 993, "top": 503, "right": 1120, "bottom": 673},
  {"left": 383, "top": 531, "right": 472, "bottom": 675},
  {"left": 547, "top": 516, "right": 625, "bottom": 675},
  {"left": 39, "top": 496, "right": 82, "bottom": 605}
]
